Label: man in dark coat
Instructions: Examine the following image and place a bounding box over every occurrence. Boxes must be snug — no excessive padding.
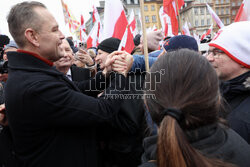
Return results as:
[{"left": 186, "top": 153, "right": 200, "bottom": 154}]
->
[
  {"left": 4, "top": 1, "right": 133, "bottom": 167},
  {"left": 206, "top": 21, "right": 250, "bottom": 143}
]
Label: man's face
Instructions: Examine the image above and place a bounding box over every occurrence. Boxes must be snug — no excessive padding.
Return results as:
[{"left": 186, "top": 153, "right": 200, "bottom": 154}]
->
[
  {"left": 206, "top": 46, "right": 243, "bottom": 81},
  {"left": 34, "top": 7, "right": 65, "bottom": 62},
  {"left": 95, "top": 49, "right": 109, "bottom": 70},
  {"left": 54, "top": 40, "right": 74, "bottom": 69}
]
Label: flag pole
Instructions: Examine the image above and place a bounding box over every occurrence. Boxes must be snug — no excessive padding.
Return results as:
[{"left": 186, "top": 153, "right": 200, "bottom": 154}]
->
[
  {"left": 175, "top": 0, "right": 182, "bottom": 33},
  {"left": 139, "top": 0, "right": 150, "bottom": 72}
]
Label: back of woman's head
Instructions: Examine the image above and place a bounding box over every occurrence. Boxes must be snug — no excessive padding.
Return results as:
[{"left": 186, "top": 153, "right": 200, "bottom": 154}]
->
[{"left": 144, "top": 49, "right": 234, "bottom": 167}]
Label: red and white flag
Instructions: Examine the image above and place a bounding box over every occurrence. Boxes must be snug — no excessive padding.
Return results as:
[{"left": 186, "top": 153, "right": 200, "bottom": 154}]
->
[
  {"left": 163, "top": 0, "right": 184, "bottom": 35},
  {"left": 206, "top": 3, "right": 224, "bottom": 29},
  {"left": 86, "top": 22, "right": 100, "bottom": 49},
  {"left": 159, "top": 7, "right": 173, "bottom": 37},
  {"left": 103, "top": 0, "right": 134, "bottom": 53},
  {"left": 201, "top": 23, "right": 213, "bottom": 41},
  {"left": 182, "top": 21, "right": 190, "bottom": 36},
  {"left": 79, "top": 15, "right": 87, "bottom": 42},
  {"left": 128, "top": 10, "right": 137, "bottom": 37},
  {"left": 235, "top": 0, "right": 250, "bottom": 22}
]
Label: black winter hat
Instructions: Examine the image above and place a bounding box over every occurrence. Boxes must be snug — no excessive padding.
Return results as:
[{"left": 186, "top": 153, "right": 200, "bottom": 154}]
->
[
  {"left": 133, "top": 34, "right": 141, "bottom": 46},
  {"left": 163, "top": 35, "right": 198, "bottom": 52},
  {"left": 97, "top": 37, "right": 121, "bottom": 54}
]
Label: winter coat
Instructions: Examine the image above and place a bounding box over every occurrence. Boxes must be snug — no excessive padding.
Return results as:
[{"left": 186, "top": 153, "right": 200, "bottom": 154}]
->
[
  {"left": 220, "top": 71, "right": 250, "bottom": 143},
  {"left": 5, "top": 50, "right": 128, "bottom": 167},
  {"left": 139, "top": 124, "right": 250, "bottom": 167}
]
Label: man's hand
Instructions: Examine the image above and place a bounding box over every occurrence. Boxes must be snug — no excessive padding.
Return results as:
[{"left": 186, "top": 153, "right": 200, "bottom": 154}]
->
[
  {"left": 104, "top": 51, "right": 134, "bottom": 77},
  {"left": 0, "top": 104, "right": 8, "bottom": 126},
  {"left": 75, "top": 49, "right": 95, "bottom": 66}
]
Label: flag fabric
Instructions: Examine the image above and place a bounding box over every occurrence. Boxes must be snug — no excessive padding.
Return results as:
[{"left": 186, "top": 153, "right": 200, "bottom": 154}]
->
[
  {"left": 193, "top": 33, "right": 200, "bottom": 45},
  {"left": 159, "top": 6, "right": 173, "bottom": 37},
  {"left": 182, "top": 21, "right": 191, "bottom": 36},
  {"left": 61, "top": 0, "right": 80, "bottom": 38},
  {"left": 152, "top": 24, "right": 158, "bottom": 31},
  {"left": 235, "top": 0, "right": 250, "bottom": 22},
  {"left": 128, "top": 10, "right": 137, "bottom": 37},
  {"left": 206, "top": 3, "right": 224, "bottom": 29},
  {"left": 163, "top": 0, "right": 184, "bottom": 35},
  {"left": 79, "top": 15, "right": 88, "bottom": 42},
  {"left": 103, "top": 0, "right": 134, "bottom": 53},
  {"left": 201, "top": 23, "right": 213, "bottom": 41},
  {"left": 91, "top": 5, "right": 103, "bottom": 42},
  {"left": 86, "top": 22, "right": 100, "bottom": 49}
]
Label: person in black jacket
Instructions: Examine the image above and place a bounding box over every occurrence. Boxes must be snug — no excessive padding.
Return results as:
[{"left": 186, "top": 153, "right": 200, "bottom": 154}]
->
[
  {"left": 140, "top": 49, "right": 250, "bottom": 167},
  {"left": 95, "top": 37, "right": 146, "bottom": 167},
  {"left": 206, "top": 21, "right": 250, "bottom": 143},
  {"left": 4, "top": 1, "right": 133, "bottom": 167}
]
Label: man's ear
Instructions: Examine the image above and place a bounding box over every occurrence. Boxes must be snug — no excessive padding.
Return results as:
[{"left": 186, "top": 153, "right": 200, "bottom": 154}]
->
[{"left": 24, "top": 28, "right": 39, "bottom": 47}]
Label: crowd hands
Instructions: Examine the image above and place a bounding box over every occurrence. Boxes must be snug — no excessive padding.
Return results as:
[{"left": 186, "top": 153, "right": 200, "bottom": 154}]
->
[{"left": 1, "top": 1, "right": 250, "bottom": 167}]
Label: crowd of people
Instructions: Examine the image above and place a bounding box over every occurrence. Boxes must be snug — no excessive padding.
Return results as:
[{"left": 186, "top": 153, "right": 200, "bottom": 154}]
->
[{"left": 0, "top": 1, "right": 250, "bottom": 167}]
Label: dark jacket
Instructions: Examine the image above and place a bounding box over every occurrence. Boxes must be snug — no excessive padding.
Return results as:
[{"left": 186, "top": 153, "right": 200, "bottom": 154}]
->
[
  {"left": 139, "top": 124, "right": 250, "bottom": 167},
  {"left": 220, "top": 71, "right": 250, "bottom": 143},
  {"left": 97, "top": 72, "right": 146, "bottom": 167},
  {"left": 70, "top": 65, "right": 91, "bottom": 82},
  {"left": 5, "top": 50, "right": 128, "bottom": 167}
]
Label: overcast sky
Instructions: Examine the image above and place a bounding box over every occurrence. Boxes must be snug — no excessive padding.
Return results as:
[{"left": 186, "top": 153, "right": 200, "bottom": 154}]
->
[{"left": 0, "top": 0, "right": 100, "bottom": 39}]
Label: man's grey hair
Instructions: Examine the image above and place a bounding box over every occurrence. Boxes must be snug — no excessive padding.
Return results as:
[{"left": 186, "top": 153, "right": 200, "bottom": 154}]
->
[{"left": 7, "top": 1, "right": 46, "bottom": 48}]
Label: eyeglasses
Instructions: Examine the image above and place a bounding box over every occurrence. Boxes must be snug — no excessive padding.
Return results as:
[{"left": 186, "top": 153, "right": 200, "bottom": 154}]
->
[{"left": 205, "top": 49, "right": 225, "bottom": 58}]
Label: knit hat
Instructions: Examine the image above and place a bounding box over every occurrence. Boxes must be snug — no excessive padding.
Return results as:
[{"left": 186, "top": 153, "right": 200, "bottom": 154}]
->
[
  {"left": 133, "top": 34, "right": 141, "bottom": 46},
  {"left": 163, "top": 35, "right": 198, "bottom": 52},
  {"left": 209, "top": 21, "right": 250, "bottom": 68},
  {"left": 97, "top": 37, "right": 121, "bottom": 54},
  {"left": 3, "top": 40, "right": 18, "bottom": 50}
]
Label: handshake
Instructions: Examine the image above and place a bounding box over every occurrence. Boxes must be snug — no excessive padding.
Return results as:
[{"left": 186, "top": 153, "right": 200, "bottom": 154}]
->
[{"left": 102, "top": 51, "right": 134, "bottom": 77}]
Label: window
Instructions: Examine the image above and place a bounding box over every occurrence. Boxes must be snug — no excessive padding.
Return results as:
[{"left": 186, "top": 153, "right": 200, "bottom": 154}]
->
[
  {"left": 206, "top": 8, "right": 209, "bottom": 14},
  {"left": 144, "top": 6, "right": 148, "bottom": 11},
  {"left": 232, "top": 10, "right": 236, "bottom": 15},
  {"left": 226, "top": 8, "right": 229, "bottom": 14},
  {"left": 194, "top": 8, "right": 198, "bottom": 15},
  {"left": 152, "top": 15, "right": 157, "bottom": 23},
  {"left": 207, "top": 18, "right": 211, "bottom": 25},
  {"left": 201, "top": 19, "right": 204, "bottom": 26},
  {"left": 226, "top": 0, "right": 229, "bottom": 3},
  {"left": 221, "top": 7, "right": 224, "bottom": 15},
  {"left": 200, "top": 0, "right": 204, "bottom": 3},
  {"left": 221, "top": 0, "right": 223, "bottom": 3},
  {"left": 145, "top": 16, "right": 149, "bottom": 23},
  {"left": 216, "top": 8, "right": 220, "bottom": 15},
  {"left": 151, "top": 5, "right": 155, "bottom": 11},
  {"left": 238, "top": 1, "right": 242, "bottom": 6},
  {"left": 216, "top": 0, "right": 219, "bottom": 4},
  {"left": 226, "top": 18, "right": 230, "bottom": 24},
  {"left": 127, "top": 0, "right": 131, "bottom": 4},
  {"left": 232, "top": 2, "right": 235, "bottom": 6},
  {"left": 200, "top": 7, "right": 204, "bottom": 15},
  {"left": 195, "top": 20, "right": 199, "bottom": 26}
]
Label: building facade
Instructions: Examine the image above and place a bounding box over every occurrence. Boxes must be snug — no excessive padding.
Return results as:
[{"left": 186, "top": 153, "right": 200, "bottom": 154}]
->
[{"left": 143, "top": 0, "right": 163, "bottom": 30}]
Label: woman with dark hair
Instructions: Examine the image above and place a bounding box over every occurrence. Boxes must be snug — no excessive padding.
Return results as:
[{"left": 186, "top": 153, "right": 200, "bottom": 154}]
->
[{"left": 140, "top": 49, "right": 250, "bottom": 167}]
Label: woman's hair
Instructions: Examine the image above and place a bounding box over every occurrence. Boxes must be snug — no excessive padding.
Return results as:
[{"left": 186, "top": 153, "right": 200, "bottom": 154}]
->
[{"left": 144, "top": 49, "right": 234, "bottom": 167}]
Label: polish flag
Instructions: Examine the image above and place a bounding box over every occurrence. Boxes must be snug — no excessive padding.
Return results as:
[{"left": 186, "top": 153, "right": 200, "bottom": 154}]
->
[
  {"left": 182, "top": 21, "right": 191, "bottom": 36},
  {"left": 201, "top": 24, "right": 213, "bottom": 41},
  {"left": 152, "top": 24, "right": 158, "bottom": 31},
  {"left": 163, "top": 0, "right": 184, "bottom": 35},
  {"left": 235, "top": 0, "right": 250, "bottom": 22},
  {"left": 128, "top": 10, "right": 137, "bottom": 37},
  {"left": 206, "top": 3, "right": 224, "bottom": 29},
  {"left": 103, "top": 0, "right": 134, "bottom": 53},
  {"left": 86, "top": 22, "right": 100, "bottom": 48},
  {"left": 92, "top": 5, "right": 103, "bottom": 41},
  {"left": 159, "top": 7, "right": 173, "bottom": 37},
  {"left": 79, "top": 15, "right": 87, "bottom": 42}
]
